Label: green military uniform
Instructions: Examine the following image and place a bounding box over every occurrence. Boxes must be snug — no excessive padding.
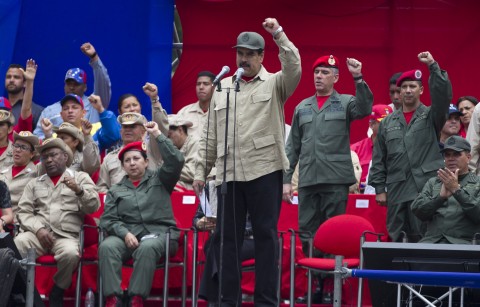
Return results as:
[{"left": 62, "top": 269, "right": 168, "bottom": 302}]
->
[
  {"left": 285, "top": 81, "right": 373, "bottom": 251},
  {"left": 369, "top": 62, "right": 451, "bottom": 242},
  {"left": 99, "top": 134, "right": 184, "bottom": 298},
  {"left": 411, "top": 172, "right": 480, "bottom": 244}
]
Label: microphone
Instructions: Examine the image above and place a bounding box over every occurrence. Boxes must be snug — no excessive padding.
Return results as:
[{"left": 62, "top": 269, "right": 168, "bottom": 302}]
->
[
  {"left": 212, "top": 66, "right": 230, "bottom": 85},
  {"left": 235, "top": 68, "right": 245, "bottom": 83}
]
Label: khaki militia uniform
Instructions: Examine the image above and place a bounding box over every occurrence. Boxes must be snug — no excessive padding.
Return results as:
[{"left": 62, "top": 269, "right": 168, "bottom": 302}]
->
[
  {"left": 177, "top": 134, "right": 200, "bottom": 190},
  {"left": 0, "top": 161, "right": 38, "bottom": 219},
  {"left": 70, "top": 134, "right": 100, "bottom": 176},
  {"left": 177, "top": 102, "right": 208, "bottom": 138},
  {"left": 14, "top": 169, "right": 99, "bottom": 289},
  {"left": 194, "top": 33, "right": 301, "bottom": 306},
  {"left": 0, "top": 142, "right": 14, "bottom": 170}
]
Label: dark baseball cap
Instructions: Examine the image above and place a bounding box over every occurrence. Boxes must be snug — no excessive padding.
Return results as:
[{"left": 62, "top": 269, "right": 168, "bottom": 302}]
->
[
  {"left": 441, "top": 135, "right": 471, "bottom": 153},
  {"left": 233, "top": 32, "right": 265, "bottom": 50},
  {"left": 448, "top": 104, "right": 462, "bottom": 116}
]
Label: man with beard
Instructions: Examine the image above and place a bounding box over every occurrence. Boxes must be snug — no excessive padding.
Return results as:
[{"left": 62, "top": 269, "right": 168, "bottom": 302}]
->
[
  {"left": 369, "top": 51, "right": 452, "bottom": 242},
  {"left": 5, "top": 63, "right": 44, "bottom": 129},
  {"left": 193, "top": 17, "right": 301, "bottom": 306},
  {"left": 439, "top": 104, "right": 462, "bottom": 149}
]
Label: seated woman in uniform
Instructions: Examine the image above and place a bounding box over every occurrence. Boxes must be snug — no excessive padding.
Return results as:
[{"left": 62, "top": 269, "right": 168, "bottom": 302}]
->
[
  {"left": 0, "top": 131, "right": 39, "bottom": 221},
  {"left": 98, "top": 121, "right": 184, "bottom": 307}
]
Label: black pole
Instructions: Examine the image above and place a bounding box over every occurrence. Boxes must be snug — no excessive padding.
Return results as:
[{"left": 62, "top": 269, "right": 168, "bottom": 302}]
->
[{"left": 218, "top": 86, "right": 230, "bottom": 306}]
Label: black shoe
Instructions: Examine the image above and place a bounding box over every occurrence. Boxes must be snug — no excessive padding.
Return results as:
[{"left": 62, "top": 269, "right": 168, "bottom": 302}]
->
[{"left": 49, "top": 284, "right": 65, "bottom": 307}]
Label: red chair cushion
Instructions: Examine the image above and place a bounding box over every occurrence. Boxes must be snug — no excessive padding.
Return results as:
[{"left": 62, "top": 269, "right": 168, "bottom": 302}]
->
[
  {"left": 314, "top": 214, "right": 375, "bottom": 258},
  {"left": 36, "top": 254, "right": 56, "bottom": 265},
  {"left": 297, "top": 257, "right": 360, "bottom": 271}
]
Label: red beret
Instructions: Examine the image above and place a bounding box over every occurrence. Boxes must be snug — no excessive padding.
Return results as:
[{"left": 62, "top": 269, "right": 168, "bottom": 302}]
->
[
  {"left": 118, "top": 141, "right": 147, "bottom": 161},
  {"left": 396, "top": 69, "right": 423, "bottom": 87},
  {"left": 312, "top": 55, "right": 339, "bottom": 71}
]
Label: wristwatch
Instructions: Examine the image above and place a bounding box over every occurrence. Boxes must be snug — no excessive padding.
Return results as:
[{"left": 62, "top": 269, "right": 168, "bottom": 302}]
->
[{"left": 272, "top": 26, "right": 283, "bottom": 37}]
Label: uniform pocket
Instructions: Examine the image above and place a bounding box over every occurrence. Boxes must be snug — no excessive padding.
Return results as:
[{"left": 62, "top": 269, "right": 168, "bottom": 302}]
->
[
  {"left": 60, "top": 190, "right": 79, "bottom": 211},
  {"left": 324, "top": 111, "right": 347, "bottom": 135},
  {"left": 252, "top": 134, "right": 277, "bottom": 164},
  {"left": 251, "top": 93, "right": 271, "bottom": 104}
]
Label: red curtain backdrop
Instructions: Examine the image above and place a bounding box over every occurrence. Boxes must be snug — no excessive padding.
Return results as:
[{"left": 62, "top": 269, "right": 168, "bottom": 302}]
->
[{"left": 173, "top": 0, "right": 480, "bottom": 143}]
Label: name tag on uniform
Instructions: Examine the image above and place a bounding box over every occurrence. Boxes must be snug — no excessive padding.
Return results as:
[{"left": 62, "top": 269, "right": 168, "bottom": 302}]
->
[
  {"left": 182, "top": 195, "right": 196, "bottom": 205},
  {"left": 355, "top": 199, "right": 369, "bottom": 208},
  {"left": 299, "top": 109, "right": 313, "bottom": 116}
]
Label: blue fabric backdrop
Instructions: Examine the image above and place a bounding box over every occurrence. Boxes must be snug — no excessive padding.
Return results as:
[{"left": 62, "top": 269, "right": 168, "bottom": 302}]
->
[{"left": 0, "top": 0, "right": 173, "bottom": 119}]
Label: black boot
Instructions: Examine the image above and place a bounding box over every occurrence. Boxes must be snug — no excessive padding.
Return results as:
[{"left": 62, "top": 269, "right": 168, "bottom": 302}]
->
[{"left": 49, "top": 284, "right": 65, "bottom": 307}]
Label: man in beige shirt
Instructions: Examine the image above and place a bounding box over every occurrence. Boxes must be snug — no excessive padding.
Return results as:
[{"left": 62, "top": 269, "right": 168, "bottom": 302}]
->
[
  {"left": 14, "top": 138, "right": 99, "bottom": 307},
  {"left": 193, "top": 17, "right": 301, "bottom": 306},
  {"left": 177, "top": 71, "right": 215, "bottom": 138},
  {"left": 167, "top": 115, "right": 199, "bottom": 190}
]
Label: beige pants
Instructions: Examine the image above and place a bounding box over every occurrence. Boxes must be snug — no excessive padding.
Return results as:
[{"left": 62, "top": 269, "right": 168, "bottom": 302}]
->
[{"left": 14, "top": 231, "right": 80, "bottom": 289}]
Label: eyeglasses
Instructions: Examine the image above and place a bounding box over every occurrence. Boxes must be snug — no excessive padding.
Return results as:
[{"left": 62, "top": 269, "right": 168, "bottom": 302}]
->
[
  {"left": 12, "top": 143, "right": 32, "bottom": 152},
  {"left": 40, "top": 151, "right": 63, "bottom": 161}
]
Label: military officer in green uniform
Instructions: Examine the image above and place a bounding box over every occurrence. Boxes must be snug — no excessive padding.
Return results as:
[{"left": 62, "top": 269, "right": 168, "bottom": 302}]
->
[
  {"left": 369, "top": 51, "right": 452, "bottom": 242},
  {"left": 98, "top": 121, "right": 184, "bottom": 307},
  {"left": 283, "top": 54, "right": 373, "bottom": 253},
  {"left": 411, "top": 136, "right": 480, "bottom": 244}
]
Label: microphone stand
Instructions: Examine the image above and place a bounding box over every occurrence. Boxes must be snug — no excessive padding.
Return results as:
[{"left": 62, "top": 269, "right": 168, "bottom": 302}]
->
[
  {"left": 217, "top": 82, "right": 229, "bottom": 307},
  {"left": 217, "top": 79, "right": 241, "bottom": 306}
]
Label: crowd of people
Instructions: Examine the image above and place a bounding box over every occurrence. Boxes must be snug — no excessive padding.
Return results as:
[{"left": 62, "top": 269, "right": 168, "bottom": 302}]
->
[{"left": 0, "top": 16, "right": 479, "bottom": 307}]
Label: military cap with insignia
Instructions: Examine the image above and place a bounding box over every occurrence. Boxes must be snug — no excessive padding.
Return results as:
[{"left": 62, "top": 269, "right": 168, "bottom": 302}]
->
[
  {"left": 118, "top": 141, "right": 147, "bottom": 161},
  {"left": 441, "top": 135, "right": 471, "bottom": 153},
  {"left": 35, "top": 138, "right": 74, "bottom": 167},
  {"left": 312, "top": 55, "right": 339, "bottom": 71},
  {"left": 13, "top": 131, "right": 40, "bottom": 148},
  {"left": 0, "top": 109, "right": 15, "bottom": 125},
  {"left": 117, "top": 112, "right": 147, "bottom": 126},
  {"left": 53, "top": 122, "right": 85, "bottom": 151},
  {"left": 168, "top": 114, "right": 193, "bottom": 128},
  {"left": 233, "top": 32, "right": 265, "bottom": 50},
  {"left": 396, "top": 69, "right": 423, "bottom": 87}
]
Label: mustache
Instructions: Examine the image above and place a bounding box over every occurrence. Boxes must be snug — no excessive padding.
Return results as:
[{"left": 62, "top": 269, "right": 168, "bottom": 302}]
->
[{"left": 239, "top": 63, "right": 250, "bottom": 68}]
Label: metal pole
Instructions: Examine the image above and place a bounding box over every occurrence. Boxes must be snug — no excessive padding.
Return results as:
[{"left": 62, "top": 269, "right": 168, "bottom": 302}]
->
[
  {"left": 333, "top": 256, "right": 343, "bottom": 307},
  {"left": 25, "top": 248, "right": 36, "bottom": 307}
]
